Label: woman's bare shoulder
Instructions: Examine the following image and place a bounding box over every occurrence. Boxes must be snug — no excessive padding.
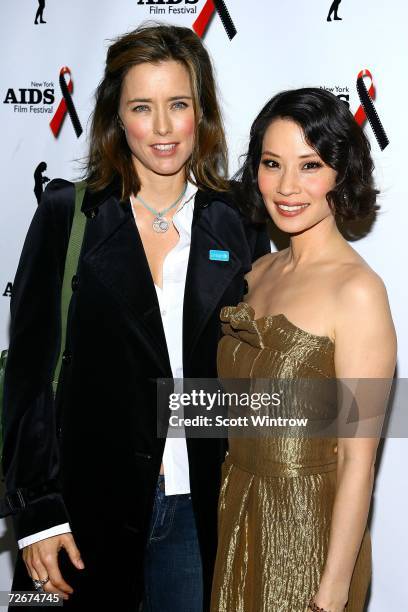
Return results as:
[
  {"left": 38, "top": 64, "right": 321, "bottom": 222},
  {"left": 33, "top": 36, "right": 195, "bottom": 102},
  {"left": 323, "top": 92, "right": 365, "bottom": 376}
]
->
[
  {"left": 336, "top": 256, "right": 388, "bottom": 306},
  {"left": 246, "top": 250, "right": 282, "bottom": 282},
  {"left": 333, "top": 255, "right": 397, "bottom": 376},
  {"left": 334, "top": 254, "right": 395, "bottom": 340}
]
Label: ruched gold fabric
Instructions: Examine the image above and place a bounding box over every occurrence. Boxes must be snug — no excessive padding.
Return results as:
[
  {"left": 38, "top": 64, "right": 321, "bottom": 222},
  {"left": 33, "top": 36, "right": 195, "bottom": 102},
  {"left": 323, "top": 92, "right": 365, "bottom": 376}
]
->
[{"left": 211, "top": 302, "right": 371, "bottom": 612}]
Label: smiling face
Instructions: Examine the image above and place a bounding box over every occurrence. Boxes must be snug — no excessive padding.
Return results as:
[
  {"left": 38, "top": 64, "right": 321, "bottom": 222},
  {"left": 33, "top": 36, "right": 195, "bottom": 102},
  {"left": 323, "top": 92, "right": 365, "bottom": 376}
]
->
[
  {"left": 118, "top": 60, "right": 196, "bottom": 181},
  {"left": 258, "top": 118, "right": 337, "bottom": 233}
]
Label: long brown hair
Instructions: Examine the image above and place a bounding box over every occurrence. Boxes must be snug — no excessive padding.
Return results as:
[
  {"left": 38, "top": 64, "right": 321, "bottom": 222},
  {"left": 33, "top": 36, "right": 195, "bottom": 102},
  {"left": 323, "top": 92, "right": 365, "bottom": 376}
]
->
[{"left": 86, "top": 22, "right": 229, "bottom": 199}]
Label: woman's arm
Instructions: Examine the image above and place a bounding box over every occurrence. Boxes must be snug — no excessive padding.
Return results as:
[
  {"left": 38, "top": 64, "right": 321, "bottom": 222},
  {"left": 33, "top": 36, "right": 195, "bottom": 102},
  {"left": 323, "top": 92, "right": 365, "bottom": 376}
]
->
[
  {"left": 1, "top": 180, "right": 74, "bottom": 539},
  {"left": 1, "top": 180, "right": 86, "bottom": 600},
  {"left": 313, "top": 270, "right": 397, "bottom": 611}
]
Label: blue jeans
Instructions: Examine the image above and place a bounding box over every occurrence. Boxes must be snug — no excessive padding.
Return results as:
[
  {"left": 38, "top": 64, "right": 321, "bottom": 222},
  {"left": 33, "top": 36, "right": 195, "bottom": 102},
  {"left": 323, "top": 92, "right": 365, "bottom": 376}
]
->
[{"left": 142, "top": 475, "right": 203, "bottom": 612}]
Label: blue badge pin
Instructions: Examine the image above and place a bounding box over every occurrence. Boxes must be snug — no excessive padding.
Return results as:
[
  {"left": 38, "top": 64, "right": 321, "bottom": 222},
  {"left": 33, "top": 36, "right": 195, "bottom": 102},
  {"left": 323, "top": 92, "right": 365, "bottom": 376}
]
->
[{"left": 209, "top": 249, "right": 229, "bottom": 262}]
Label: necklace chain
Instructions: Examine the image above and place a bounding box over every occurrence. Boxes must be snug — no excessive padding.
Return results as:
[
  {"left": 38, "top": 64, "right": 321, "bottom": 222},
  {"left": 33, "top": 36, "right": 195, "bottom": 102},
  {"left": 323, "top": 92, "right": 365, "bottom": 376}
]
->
[
  {"left": 131, "top": 183, "right": 188, "bottom": 234},
  {"left": 135, "top": 183, "right": 187, "bottom": 218}
]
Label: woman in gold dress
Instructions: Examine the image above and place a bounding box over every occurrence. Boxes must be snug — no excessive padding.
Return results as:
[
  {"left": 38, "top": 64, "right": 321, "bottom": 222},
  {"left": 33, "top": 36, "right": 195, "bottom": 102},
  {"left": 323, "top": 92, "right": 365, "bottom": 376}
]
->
[{"left": 211, "top": 89, "right": 396, "bottom": 612}]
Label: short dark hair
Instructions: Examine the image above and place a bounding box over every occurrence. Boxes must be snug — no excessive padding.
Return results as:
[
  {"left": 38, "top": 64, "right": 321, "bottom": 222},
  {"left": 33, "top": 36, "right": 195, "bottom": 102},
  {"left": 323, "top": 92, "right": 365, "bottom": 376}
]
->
[
  {"left": 86, "top": 22, "right": 228, "bottom": 199},
  {"left": 235, "top": 87, "right": 379, "bottom": 223}
]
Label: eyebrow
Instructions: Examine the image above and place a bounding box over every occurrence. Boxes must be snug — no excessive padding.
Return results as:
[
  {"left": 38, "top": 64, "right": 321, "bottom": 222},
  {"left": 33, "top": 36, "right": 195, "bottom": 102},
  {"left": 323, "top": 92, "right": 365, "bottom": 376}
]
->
[
  {"left": 126, "top": 95, "right": 193, "bottom": 105},
  {"left": 262, "top": 150, "right": 319, "bottom": 159}
]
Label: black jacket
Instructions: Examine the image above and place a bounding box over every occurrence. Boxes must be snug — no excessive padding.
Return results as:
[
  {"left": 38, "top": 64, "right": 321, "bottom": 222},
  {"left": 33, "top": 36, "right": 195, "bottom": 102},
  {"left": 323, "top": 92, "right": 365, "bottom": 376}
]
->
[{"left": 1, "top": 178, "right": 270, "bottom": 610}]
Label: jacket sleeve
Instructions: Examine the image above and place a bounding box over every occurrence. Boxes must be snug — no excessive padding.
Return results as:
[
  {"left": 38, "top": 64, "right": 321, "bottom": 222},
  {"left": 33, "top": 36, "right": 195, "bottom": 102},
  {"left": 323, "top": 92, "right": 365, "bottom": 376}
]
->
[
  {"left": 18, "top": 522, "right": 72, "bottom": 549},
  {"left": 1, "top": 179, "right": 74, "bottom": 541}
]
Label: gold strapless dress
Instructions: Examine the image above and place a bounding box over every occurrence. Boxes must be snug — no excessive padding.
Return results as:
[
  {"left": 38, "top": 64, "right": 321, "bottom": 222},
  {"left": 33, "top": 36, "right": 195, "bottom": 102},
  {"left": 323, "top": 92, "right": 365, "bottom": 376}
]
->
[{"left": 211, "top": 303, "right": 371, "bottom": 612}]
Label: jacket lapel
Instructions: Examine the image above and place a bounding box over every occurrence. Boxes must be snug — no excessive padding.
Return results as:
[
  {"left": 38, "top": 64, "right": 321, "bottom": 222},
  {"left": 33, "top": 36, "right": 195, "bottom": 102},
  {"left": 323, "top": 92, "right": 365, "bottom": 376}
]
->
[
  {"left": 81, "top": 182, "right": 171, "bottom": 376},
  {"left": 183, "top": 193, "right": 243, "bottom": 365},
  {"left": 80, "top": 182, "right": 248, "bottom": 377}
]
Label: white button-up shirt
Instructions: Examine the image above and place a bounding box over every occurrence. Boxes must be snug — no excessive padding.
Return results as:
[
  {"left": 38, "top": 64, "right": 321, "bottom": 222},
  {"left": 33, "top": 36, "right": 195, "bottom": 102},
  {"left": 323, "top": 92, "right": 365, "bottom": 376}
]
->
[
  {"left": 153, "top": 181, "right": 197, "bottom": 495},
  {"left": 17, "top": 181, "right": 197, "bottom": 548}
]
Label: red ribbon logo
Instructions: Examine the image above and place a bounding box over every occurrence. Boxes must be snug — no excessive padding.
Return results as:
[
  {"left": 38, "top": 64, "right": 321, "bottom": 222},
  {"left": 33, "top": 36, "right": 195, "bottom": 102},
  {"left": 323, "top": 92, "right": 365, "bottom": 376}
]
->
[
  {"left": 193, "top": 0, "right": 215, "bottom": 38},
  {"left": 354, "top": 69, "right": 375, "bottom": 126},
  {"left": 193, "top": 0, "right": 236, "bottom": 40},
  {"left": 354, "top": 69, "right": 389, "bottom": 151},
  {"left": 50, "top": 67, "right": 83, "bottom": 138}
]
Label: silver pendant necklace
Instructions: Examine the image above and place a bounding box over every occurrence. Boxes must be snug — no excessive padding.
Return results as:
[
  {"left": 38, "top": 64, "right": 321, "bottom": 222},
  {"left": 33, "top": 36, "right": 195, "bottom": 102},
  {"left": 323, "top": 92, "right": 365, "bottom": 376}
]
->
[{"left": 133, "top": 183, "right": 187, "bottom": 233}]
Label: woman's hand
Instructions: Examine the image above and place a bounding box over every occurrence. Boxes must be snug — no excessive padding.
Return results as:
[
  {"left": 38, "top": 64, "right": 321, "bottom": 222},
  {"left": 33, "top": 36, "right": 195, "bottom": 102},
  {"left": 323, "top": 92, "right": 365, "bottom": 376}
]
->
[
  {"left": 310, "top": 590, "right": 347, "bottom": 611},
  {"left": 22, "top": 534, "right": 85, "bottom": 600},
  {"left": 310, "top": 597, "right": 346, "bottom": 611},
  {"left": 310, "top": 574, "right": 349, "bottom": 611}
]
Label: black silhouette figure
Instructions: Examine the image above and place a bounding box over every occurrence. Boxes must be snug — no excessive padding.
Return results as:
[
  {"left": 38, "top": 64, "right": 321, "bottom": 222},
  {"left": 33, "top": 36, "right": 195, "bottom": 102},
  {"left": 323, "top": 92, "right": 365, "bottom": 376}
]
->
[
  {"left": 327, "top": 0, "right": 342, "bottom": 21},
  {"left": 34, "top": 0, "right": 46, "bottom": 24},
  {"left": 34, "top": 162, "right": 50, "bottom": 205}
]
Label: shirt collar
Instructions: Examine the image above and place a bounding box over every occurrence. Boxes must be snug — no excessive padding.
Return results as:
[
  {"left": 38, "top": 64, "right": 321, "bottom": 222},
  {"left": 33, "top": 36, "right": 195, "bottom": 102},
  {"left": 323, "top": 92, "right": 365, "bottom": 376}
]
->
[
  {"left": 172, "top": 181, "right": 197, "bottom": 237},
  {"left": 176, "top": 180, "right": 198, "bottom": 212}
]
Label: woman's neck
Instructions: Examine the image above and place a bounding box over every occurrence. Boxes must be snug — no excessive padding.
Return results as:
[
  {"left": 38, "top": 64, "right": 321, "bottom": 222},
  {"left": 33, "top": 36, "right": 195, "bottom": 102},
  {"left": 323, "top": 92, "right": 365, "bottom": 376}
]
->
[
  {"left": 286, "top": 215, "right": 345, "bottom": 268},
  {"left": 134, "top": 164, "right": 187, "bottom": 211}
]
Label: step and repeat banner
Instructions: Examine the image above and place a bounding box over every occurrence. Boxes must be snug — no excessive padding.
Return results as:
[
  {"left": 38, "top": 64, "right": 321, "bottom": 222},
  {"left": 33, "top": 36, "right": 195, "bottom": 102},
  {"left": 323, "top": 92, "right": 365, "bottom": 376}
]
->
[{"left": 0, "top": 0, "right": 407, "bottom": 608}]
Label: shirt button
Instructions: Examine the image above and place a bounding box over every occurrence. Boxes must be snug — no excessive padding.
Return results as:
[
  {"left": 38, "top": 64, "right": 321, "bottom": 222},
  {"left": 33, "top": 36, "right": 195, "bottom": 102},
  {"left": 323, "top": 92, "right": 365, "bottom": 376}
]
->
[
  {"left": 161, "top": 309, "right": 167, "bottom": 317},
  {"left": 62, "top": 351, "right": 72, "bottom": 365},
  {"left": 71, "top": 275, "right": 79, "bottom": 291}
]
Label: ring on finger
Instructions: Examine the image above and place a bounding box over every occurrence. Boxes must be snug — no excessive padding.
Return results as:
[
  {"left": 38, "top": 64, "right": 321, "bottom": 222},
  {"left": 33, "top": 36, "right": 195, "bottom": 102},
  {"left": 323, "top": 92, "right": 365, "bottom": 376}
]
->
[{"left": 32, "top": 576, "right": 50, "bottom": 592}]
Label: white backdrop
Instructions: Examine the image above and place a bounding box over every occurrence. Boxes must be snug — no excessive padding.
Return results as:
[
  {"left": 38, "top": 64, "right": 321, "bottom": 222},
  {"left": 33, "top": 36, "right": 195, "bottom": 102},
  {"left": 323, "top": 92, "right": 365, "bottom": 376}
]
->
[{"left": 0, "top": 1, "right": 407, "bottom": 608}]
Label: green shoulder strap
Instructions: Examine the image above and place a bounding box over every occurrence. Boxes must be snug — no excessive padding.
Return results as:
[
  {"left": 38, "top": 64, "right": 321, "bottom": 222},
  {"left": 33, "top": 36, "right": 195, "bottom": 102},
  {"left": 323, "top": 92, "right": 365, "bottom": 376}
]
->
[{"left": 52, "top": 181, "right": 87, "bottom": 397}]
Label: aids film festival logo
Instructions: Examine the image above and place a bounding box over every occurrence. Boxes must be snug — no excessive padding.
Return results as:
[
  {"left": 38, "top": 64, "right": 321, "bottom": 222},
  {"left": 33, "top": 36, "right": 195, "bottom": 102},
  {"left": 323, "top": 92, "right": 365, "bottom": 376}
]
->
[
  {"left": 3, "top": 80, "right": 55, "bottom": 115},
  {"left": 320, "top": 70, "right": 389, "bottom": 151},
  {"left": 137, "top": 1, "right": 237, "bottom": 40},
  {"left": 137, "top": 0, "right": 199, "bottom": 16},
  {"left": 2, "top": 67, "right": 83, "bottom": 138},
  {"left": 320, "top": 83, "right": 350, "bottom": 105}
]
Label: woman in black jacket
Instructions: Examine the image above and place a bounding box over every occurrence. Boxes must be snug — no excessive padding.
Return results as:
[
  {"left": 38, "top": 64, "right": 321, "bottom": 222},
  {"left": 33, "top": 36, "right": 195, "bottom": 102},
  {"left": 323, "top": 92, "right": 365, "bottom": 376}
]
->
[{"left": 1, "top": 23, "right": 269, "bottom": 612}]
